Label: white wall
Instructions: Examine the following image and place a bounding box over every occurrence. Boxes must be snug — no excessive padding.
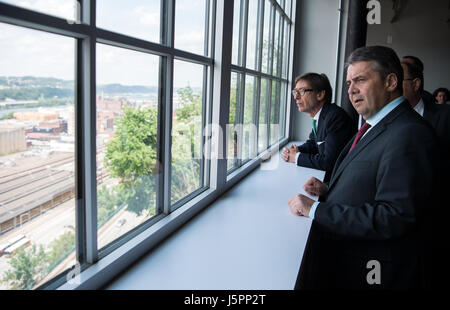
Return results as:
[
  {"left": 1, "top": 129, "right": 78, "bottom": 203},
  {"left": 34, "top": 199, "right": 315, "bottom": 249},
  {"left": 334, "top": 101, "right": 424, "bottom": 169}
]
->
[
  {"left": 291, "top": 0, "right": 344, "bottom": 141},
  {"left": 366, "top": 0, "right": 450, "bottom": 94}
]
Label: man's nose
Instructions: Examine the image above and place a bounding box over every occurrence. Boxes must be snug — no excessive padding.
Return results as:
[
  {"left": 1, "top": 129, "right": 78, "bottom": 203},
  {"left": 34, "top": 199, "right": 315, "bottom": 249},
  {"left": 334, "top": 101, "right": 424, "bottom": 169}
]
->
[{"left": 347, "top": 82, "right": 357, "bottom": 95}]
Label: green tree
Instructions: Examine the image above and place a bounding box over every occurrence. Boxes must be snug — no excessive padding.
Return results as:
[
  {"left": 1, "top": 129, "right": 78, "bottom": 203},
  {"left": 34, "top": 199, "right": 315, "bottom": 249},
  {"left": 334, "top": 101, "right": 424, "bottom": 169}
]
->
[
  {"left": 97, "top": 185, "right": 121, "bottom": 225},
  {"left": 1, "top": 245, "right": 48, "bottom": 290},
  {"left": 171, "top": 86, "right": 202, "bottom": 203},
  {"left": 104, "top": 106, "right": 159, "bottom": 216},
  {"left": 46, "top": 227, "right": 75, "bottom": 268}
]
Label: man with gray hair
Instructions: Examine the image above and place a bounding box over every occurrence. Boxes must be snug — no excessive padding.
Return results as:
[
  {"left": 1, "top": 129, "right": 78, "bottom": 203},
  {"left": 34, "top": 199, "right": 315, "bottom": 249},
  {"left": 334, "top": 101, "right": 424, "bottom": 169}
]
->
[{"left": 289, "top": 46, "right": 438, "bottom": 289}]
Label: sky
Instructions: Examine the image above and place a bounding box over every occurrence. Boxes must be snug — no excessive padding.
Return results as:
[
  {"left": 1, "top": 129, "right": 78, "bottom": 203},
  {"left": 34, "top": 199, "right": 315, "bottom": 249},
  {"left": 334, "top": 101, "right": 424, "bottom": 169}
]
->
[{"left": 0, "top": 0, "right": 208, "bottom": 88}]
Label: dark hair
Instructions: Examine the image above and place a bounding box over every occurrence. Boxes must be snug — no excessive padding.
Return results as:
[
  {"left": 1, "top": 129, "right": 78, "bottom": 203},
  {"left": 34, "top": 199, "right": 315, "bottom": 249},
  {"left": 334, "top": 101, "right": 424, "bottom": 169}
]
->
[
  {"left": 402, "top": 61, "right": 424, "bottom": 93},
  {"left": 346, "top": 46, "right": 403, "bottom": 94},
  {"left": 403, "top": 55, "right": 424, "bottom": 72},
  {"left": 433, "top": 87, "right": 450, "bottom": 103},
  {"left": 294, "top": 72, "right": 333, "bottom": 105}
]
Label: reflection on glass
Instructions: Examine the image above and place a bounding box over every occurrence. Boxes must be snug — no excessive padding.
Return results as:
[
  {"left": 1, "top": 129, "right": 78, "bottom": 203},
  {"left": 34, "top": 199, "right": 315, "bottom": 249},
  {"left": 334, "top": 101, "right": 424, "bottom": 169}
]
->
[
  {"left": 243, "top": 75, "right": 256, "bottom": 161},
  {"left": 0, "top": 23, "right": 75, "bottom": 290},
  {"left": 96, "top": 44, "right": 160, "bottom": 251},
  {"left": 261, "top": 0, "right": 271, "bottom": 73},
  {"left": 270, "top": 80, "right": 280, "bottom": 145},
  {"left": 258, "top": 78, "right": 268, "bottom": 153},
  {"left": 171, "top": 60, "right": 204, "bottom": 204},
  {"left": 97, "top": 0, "right": 160, "bottom": 43},
  {"left": 175, "top": 0, "right": 207, "bottom": 55},
  {"left": 227, "top": 72, "right": 240, "bottom": 171},
  {"left": 232, "top": 0, "right": 242, "bottom": 65},
  {"left": 246, "top": 0, "right": 259, "bottom": 70},
  {"left": 1, "top": 0, "right": 76, "bottom": 21}
]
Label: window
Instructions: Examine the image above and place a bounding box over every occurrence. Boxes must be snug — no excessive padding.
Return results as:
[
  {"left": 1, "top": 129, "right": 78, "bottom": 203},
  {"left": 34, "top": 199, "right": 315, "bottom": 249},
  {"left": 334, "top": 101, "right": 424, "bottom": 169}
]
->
[
  {"left": 97, "top": 0, "right": 161, "bottom": 44},
  {"left": 171, "top": 60, "right": 206, "bottom": 205},
  {"left": 0, "top": 0, "right": 294, "bottom": 290},
  {"left": 229, "top": 0, "right": 293, "bottom": 174},
  {"left": 96, "top": 43, "right": 161, "bottom": 251},
  {"left": 0, "top": 22, "right": 75, "bottom": 290}
]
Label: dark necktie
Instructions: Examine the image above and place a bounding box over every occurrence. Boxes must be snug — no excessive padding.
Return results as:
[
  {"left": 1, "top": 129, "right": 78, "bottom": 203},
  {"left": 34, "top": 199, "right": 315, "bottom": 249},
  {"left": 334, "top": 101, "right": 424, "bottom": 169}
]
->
[{"left": 348, "top": 122, "right": 371, "bottom": 153}]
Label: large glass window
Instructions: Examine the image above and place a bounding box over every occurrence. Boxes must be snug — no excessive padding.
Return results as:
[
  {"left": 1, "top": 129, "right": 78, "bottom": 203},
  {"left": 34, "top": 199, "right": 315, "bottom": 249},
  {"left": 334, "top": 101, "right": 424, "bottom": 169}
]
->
[
  {"left": 258, "top": 78, "right": 269, "bottom": 153},
  {"left": 246, "top": 0, "right": 259, "bottom": 71},
  {"left": 0, "top": 23, "right": 75, "bottom": 290},
  {"left": 243, "top": 75, "right": 257, "bottom": 161},
  {"left": 97, "top": 0, "right": 161, "bottom": 44},
  {"left": 0, "top": 0, "right": 75, "bottom": 21},
  {"left": 261, "top": 0, "right": 272, "bottom": 74},
  {"left": 175, "top": 0, "right": 208, "bottom": 55},
  {"left": 227, "top": 72, "right": 240, "bottom": 171},
  {"left": 96, "top": 43, "right": 161, "bottom": 251},
  {"left": 171, "top": 60, "right": 206, "bottom": 205},
  {"left": 229, "top": 0, "right": 292, "bottom": 173}
]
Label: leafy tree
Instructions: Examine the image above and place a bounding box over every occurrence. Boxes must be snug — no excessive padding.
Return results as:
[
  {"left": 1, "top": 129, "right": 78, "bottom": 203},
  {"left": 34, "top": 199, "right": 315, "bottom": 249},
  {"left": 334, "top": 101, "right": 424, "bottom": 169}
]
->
[
  {"left": 46, "top": 227, "right": 75, "bottom": 268},
  {"left": 97, "top": 185, "right": 121, "bottom": 225},
  {"left": 104, "top": 106, "right": 159, "bottom": 216},
  {"left": 1, "top": 245, "right": 48, "bottom": 290},
  {"left": 171, "top": 86, "right": 202, "bottom": 203}
]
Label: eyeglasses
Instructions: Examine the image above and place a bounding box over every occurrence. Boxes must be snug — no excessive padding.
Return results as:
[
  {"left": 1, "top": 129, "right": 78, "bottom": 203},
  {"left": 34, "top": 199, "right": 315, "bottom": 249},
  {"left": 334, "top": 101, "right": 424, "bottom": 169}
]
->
[{"left": 292, "top": 88, "right": 314, "bottom": 97}]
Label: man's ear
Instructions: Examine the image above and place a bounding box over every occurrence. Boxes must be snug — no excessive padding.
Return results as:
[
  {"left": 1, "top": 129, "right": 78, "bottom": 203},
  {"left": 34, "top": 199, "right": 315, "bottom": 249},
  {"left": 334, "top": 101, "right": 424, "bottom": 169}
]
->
[
  {"left": 316, "top": 90, "right": 325, "bottom": 102},
  {"left": 385, "top": 73, "right": 398, "bottom": 92},
  {"left": 413, "top": 78, "right": 422, "bottom": 92}
]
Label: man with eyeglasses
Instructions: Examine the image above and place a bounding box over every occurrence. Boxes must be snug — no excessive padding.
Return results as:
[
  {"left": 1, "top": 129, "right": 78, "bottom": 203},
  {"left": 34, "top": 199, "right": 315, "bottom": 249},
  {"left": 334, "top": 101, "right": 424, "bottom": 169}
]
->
[{"left": 281, "top": 72, "right": 354, "bottom": 182}]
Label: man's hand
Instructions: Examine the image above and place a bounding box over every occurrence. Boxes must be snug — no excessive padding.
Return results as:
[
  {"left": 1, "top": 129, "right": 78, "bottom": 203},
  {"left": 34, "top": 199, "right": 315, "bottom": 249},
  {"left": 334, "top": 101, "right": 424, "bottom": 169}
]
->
[
  {"left": 281, "top": 144, "right": 298, "bottom": 163},
  {"left": 288, "top": 194, "right": 315, "bottom": 217},
  {"left": 303, "top": 177, "right": 328, "bottom": 197}
]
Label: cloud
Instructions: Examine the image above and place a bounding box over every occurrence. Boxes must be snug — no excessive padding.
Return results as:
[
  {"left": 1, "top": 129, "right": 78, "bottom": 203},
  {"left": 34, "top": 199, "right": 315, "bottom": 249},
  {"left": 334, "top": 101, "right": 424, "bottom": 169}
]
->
[{"left": 133, "top": 6, "right": 160, "bottom": 28}]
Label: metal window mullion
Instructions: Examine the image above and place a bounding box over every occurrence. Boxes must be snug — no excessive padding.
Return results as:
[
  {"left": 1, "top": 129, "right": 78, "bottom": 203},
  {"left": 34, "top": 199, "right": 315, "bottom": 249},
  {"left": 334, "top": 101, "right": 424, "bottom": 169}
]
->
[
  {"left": 204, "top": 0, "right": 210, "bottom": 57},
  {"left": 163, "top": 0, "right": 175, "bottom": 213},
  {"left": 199, "top": 65, "right": 208, "bottom": 187},
  {"left": 205, "top": 0, "right": 216, "bottom": 187},
  {"left": 212, "top": 0, "right": 234, "bottom": 188},
  {"left": 81, "top": 0, "right": 97, "bottom": 265}
]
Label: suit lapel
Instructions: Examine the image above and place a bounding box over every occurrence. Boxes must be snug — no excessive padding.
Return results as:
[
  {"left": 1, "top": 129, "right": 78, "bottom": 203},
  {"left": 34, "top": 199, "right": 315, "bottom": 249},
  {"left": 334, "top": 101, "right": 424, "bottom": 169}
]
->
[
  {"left": 423, "top": 101, "right": 439, "bottom": 127},
  {"left": 316, "top": 103, "right": 329, "bottom": 141},
  {"left": 328, "top": 101, "right": 409, "bottom": 191}
]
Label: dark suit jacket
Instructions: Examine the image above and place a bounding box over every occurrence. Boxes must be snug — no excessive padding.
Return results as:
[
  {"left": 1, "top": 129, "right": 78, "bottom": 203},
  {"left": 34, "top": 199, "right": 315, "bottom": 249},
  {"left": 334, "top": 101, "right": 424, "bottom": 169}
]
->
[
  {"left": 296, "top": 103, "right": 354, "bottom": 182},
  {"left": 296, "top": 100, "right": 439, "bottom": 289},
  {"left": 422, "top": 97, "right": 450, "bottom": 287},
  {"left": 423, "top": 97, "right": 450, "bottom": 161}
]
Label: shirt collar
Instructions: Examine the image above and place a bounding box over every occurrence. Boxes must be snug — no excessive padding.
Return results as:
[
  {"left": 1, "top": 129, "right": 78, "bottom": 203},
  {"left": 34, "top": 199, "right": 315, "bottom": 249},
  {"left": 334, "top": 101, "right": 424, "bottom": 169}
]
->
[
  {"left": 413, "top": 98, "right": 424, "bottom": 117},
  {"left": 365, "top": 96, "right": 404, "bottom": 128},
  {"left": 312, "top": 106, "right": 323, "bottom": 124}
]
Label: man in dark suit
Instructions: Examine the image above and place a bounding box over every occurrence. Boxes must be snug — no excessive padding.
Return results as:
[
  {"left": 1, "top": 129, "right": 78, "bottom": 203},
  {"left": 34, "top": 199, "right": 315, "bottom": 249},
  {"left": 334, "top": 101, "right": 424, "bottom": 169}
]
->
[
  {"left": 401, "top": 61, "right": 450, "bottom": 161},
  {"left": 288, "top": 46, "right": 439, "bottom": 289},
  {"left": 281, "top": 73, "right": 354, "bottom": 182},
  {"left": 402, "top": 60, "right": 450, "bottom": 287}
]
